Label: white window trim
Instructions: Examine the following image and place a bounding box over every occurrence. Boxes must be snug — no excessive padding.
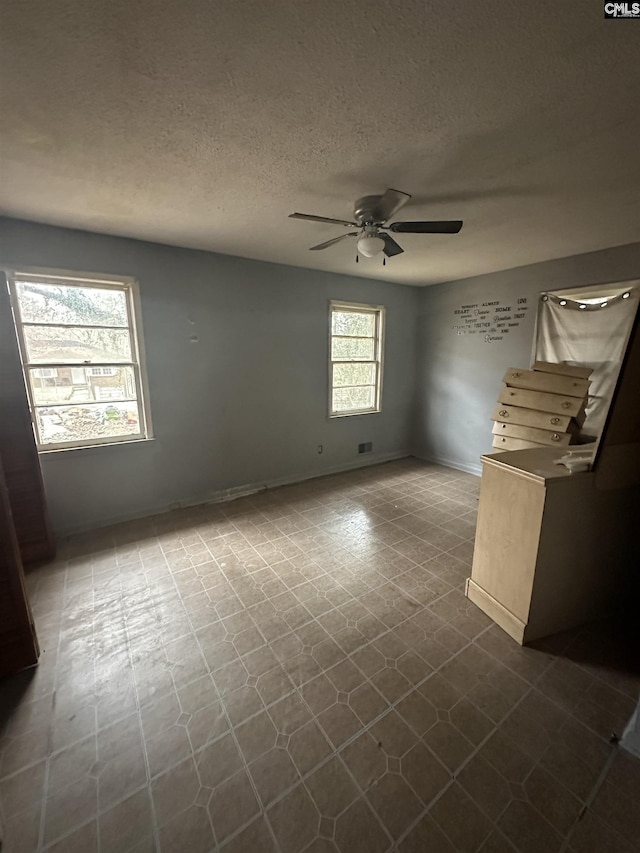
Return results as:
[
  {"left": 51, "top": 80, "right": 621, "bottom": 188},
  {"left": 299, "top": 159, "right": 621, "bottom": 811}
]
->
[
  {"left": 328, "top": 299, "right": 385, "bottom": 418},
  {"left": 4, "top": 266, "right": 153, "bottom": 452}
]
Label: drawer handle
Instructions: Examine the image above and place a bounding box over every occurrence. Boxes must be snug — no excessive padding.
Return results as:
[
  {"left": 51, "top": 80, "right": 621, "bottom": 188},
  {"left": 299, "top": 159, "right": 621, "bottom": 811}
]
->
[
  {"left": 499, "top": 410, "right": 509, "bottom": 417},
  {"left": 550, "top": 417, "right": 561, "bottom": 425},
  {"left": 511, "top": 372, "right": 522, "bottom": 378},
  {"left": 551, "top": 433, "right": 561, "bottom": 441},
  {"left": 561, "top": 402, "right": 571, "bottom": 409}
]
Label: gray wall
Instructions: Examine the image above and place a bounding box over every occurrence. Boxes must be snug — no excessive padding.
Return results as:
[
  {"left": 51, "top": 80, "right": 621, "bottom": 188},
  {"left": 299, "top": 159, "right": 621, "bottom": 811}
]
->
[
  {"left": 0, "top": 218, "right": 420, "bottom": 535},
  {"left": 4, "top": 215, "right": 639, "bottom": 534},
  {"left": 414, "top": 242, "right": 640, "bottom": 474}
]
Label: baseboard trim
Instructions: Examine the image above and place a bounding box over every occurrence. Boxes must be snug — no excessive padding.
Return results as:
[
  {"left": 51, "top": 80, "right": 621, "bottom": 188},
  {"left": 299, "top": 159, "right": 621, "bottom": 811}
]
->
[
  {"left": 413, "top": 452, "right": 482, "bottom": 478},
  {"left": 56, "top": 450, "right": 412, "bottom": 538},
  {"left": 465, "top": 578, "right": 526, "bottom": 645}
]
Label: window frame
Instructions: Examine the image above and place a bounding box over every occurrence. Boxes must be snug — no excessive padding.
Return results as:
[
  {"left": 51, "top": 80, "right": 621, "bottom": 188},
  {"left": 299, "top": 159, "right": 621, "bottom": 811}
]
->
[
  {"left": 328, "top": 300, "right": 385, "bottom": 418},
  {"left": 5, "top": 266, "right": 153, "bottom": 452}
]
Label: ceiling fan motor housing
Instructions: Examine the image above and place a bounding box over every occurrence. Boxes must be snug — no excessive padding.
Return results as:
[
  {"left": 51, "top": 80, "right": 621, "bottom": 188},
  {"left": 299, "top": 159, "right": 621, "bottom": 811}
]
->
[{"left": 353, "top": 195, "right": 387, "bottom": 225}]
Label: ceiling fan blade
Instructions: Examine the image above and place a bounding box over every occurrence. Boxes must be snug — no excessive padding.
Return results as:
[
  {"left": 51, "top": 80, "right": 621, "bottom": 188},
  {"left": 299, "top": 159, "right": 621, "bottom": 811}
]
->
[
  {"left": 371, "top": 188, "right": 411, "bottom": 223},
  {"left": 389, "top": 220, "right": 463, "bottom": 234},
  {"left": 380, "top": 234, "right": 404, "bottom": 258},
  {"left": 290, "top": 212, "right": 357, "bottom": 227},
  {"left": 309, "top": 232, "right": 358, "bottom": 251}
]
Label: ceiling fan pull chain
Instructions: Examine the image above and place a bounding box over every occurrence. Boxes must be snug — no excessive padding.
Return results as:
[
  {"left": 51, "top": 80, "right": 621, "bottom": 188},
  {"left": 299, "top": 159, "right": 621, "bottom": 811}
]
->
[{"left": 383, "top": 257, "right": 386, "bottom": 266}]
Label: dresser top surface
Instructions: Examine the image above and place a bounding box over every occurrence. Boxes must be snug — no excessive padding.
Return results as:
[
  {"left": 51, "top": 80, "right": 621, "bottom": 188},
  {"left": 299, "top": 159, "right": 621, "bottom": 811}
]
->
[{"left": 481, "top": 447, "right": 590, "bottom": 483}]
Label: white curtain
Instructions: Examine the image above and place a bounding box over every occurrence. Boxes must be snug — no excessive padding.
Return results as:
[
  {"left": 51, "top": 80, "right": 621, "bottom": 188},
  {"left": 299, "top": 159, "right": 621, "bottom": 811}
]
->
[{"left": 535, "top": 284, "right": 639, "bottom": 439}]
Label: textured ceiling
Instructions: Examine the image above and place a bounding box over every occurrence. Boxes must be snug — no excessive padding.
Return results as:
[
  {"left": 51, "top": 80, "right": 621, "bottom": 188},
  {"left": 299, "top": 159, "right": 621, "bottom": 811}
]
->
[{"left": 1, "top": 1, "right": 639, "bottom": 286}]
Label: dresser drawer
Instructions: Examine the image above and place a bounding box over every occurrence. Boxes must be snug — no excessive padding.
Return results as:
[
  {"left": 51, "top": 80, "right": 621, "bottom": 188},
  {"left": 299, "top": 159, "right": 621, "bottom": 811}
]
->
[
  {"left": 503, "top": 368, "right": 590, "bottom": 398},
  {"left": 491, "top": 403, "right": 574, "bottom": 432},
  {"left": 498, "top": 387, "right": 586, "bottom": 420},
  {"left": 492, "top": 421, "right": 572, "bottom": 446},
  {"left": 492, "top": 435, "right": 548, "bottom": 451},
  {"left": 532, "top": 361, "right": 593, "bottom": 380}
]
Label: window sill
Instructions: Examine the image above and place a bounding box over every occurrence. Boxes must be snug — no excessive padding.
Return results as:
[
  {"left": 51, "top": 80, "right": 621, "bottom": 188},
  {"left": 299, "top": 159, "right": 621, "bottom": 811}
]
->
[
  {"left": 329, "top": 410, "right": 381, "bottom": 418},
  {"left": 38, "top": 436, "right": 155, "bottom": 455}
]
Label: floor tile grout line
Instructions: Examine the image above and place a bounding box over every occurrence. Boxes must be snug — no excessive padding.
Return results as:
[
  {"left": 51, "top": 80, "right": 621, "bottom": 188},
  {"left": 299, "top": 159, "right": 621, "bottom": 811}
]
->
[
  {"left": 391, "top": 670, "right": 539, "bottom": 851},
  {"left": 36, "top": 563, "right": 99, "bottom": 852},
  {"left": 557, "top": 742, "right": 620, "bottom": 853},
  {"left": 2, "top": 568, "right": 472, "bottom": 788},
  {"left": 547, "top": 628, "right": 640, "bottom": 718},
  {"left": 43, "top": 562, "right": 159, "bottom": 851},
  {"left": 122, "top": 579, "right": 166, "bottom": 853},
  {"left": 102, "top": 472, "right": 480, "bottom": 848},
  {"left": 180, "top": 515, "right": 468, "bottom": 689},
  {"left": 119, "top": 606, "right": 618, "bottom": 852},
  {"left": 130, "top": 554, "right": 200, "bottom": 850},
  {"left": 444, "top": 628, "right": 631, "bottom": 852},
  {"left": 192, "top": 618, "right": 502, "bottom": 846},
  {"left": 202, "top": 482, "right": 421, "bottom": 851},
  {"left": 72, "top": 550, "right": 218, "bottom": 850},
  {"left": 38, "top": 815, "right": 98, "bottom": 852},
  {"left": 502, "top": 644, "right": 636, "bottom": 754},
  {"left": 0, "top": 496, "right": 476, "bottom": 787},
  {"left": 160, "top": 541, "right": 285, "bottom": 853},
  {"left": 166, "top": 475, "right": 472, "bottom": 588},
  {"left": 515, "top": 677, "right": 623, "bottom": 810},
  {"left": 385, "top": 617, "right": 610, "bottom": 847},
  {"left": 10, "top": 461, "right": 634, "bottom": 853}
]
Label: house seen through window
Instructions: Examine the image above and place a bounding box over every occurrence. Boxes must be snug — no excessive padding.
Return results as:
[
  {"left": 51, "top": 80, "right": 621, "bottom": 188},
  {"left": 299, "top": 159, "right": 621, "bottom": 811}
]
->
[
  {"left": 7, "top": 270, "right": 151, "bottom": 450},
  {"left": 329, "top": 300, "right": 385, "bottom": 416}
]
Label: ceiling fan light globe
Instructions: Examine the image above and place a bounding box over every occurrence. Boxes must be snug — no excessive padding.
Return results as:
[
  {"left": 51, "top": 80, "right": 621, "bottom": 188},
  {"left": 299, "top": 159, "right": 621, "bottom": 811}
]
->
[{"left": 357, "top": 235, "right": 385, "bottom": 257}]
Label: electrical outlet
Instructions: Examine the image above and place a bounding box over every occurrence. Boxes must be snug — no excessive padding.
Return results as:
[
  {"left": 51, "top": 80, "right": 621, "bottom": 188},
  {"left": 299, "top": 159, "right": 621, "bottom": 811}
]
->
[{"left": 358, "top": 442, "right": 373, "bottom": 454}]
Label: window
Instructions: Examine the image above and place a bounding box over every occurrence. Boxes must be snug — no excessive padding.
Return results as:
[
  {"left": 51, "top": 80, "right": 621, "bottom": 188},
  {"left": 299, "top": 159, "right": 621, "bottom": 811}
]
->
[
  {"left": 88, "top": 367, "right": 117, "bottom": 376},
  {"left": 329, "top": 300, "right": 385, "bottom": 416},
  {"left": 6, "top": 268, "right": 152, "bottom": 451}
]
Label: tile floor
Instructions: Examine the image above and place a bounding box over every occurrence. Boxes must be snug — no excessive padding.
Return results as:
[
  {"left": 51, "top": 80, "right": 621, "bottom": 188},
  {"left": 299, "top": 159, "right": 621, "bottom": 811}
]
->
[{"left": 1, "top": 458, "right": 639, "bottom": 853}]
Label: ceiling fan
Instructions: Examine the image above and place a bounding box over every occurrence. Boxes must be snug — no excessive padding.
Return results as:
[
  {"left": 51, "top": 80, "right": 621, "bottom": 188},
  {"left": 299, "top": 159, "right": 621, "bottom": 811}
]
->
[{"left": 289, "top": 188, "right": 463, "bottom": 259}]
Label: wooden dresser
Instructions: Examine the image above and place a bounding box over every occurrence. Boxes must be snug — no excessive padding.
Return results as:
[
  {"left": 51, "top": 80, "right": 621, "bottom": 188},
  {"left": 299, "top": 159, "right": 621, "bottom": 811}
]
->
[
  {"left": 466, "top": 448, "right": 638, "bottom": 644},
  {"left": 467, "top": 297, "right": 640, "bottom": 644}
]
